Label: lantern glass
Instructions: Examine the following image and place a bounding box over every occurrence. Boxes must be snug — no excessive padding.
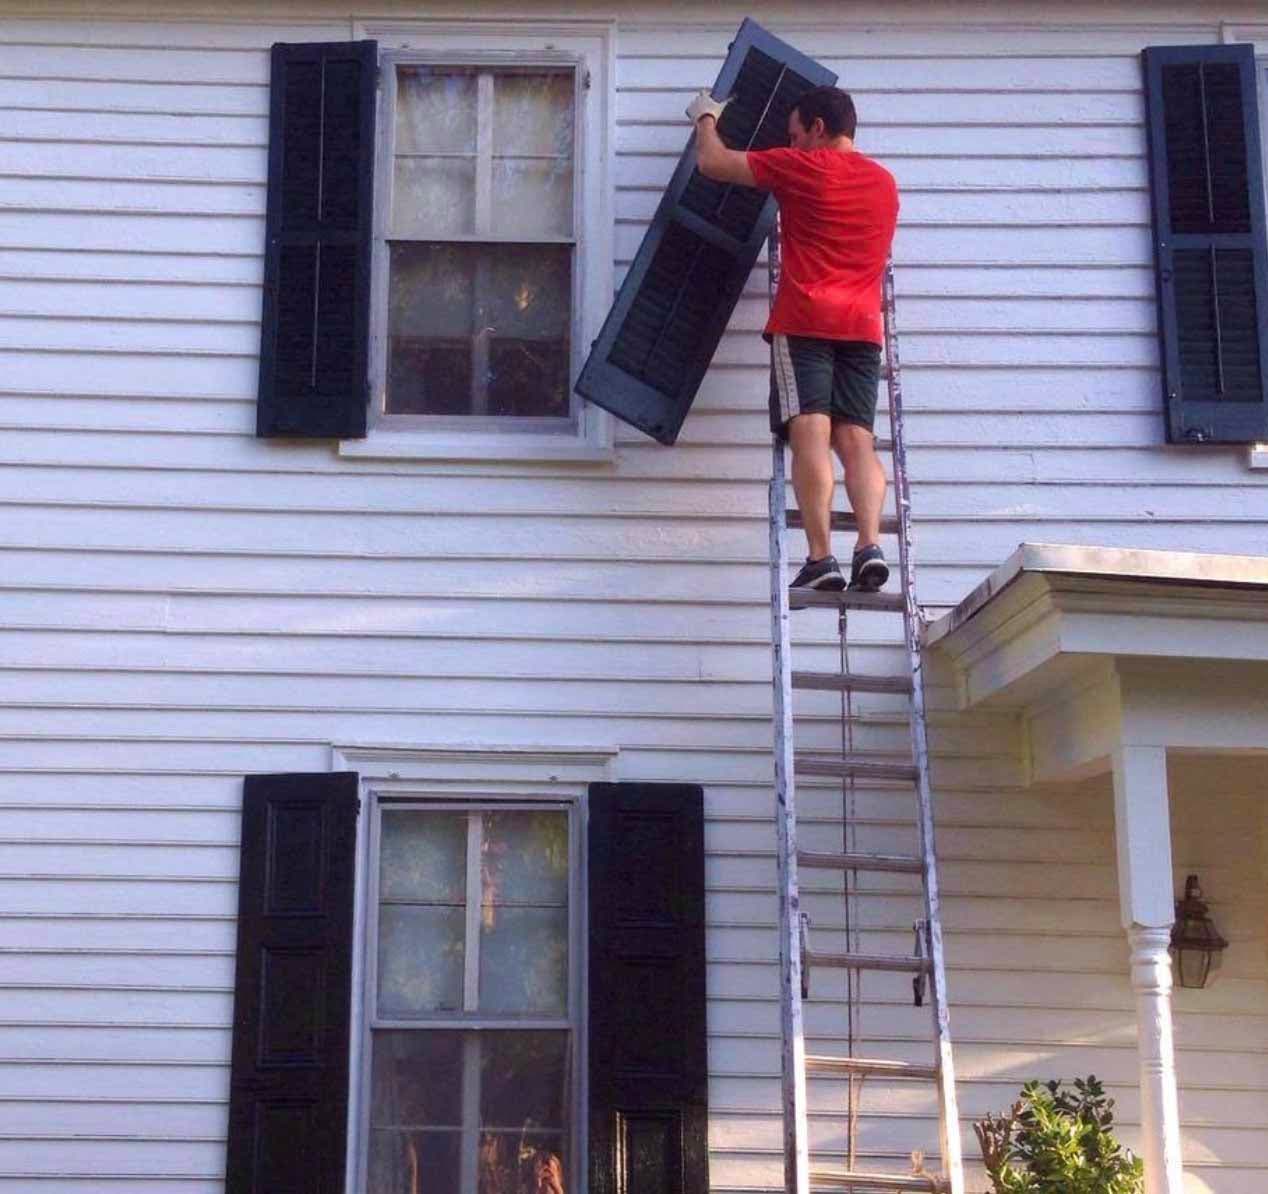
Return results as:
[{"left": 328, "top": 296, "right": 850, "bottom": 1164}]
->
[{"left": 1170, "top": 875, "right": 1227, "bottom": 990}]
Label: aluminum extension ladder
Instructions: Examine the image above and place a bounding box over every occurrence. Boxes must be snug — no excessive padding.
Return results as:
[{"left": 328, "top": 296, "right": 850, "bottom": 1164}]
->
[{"left": 767, "top": 226, "right": 965, "bottom": 1194}]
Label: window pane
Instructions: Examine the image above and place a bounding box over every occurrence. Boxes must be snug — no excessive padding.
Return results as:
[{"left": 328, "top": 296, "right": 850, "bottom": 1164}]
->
[
  {"left": 482, "top": 811, "right": 568, "bottom": 906},
  {"left": 369, "top": 1031, "right": 569, "bottom": 1194},
  {"left": 480, "top": 1030, "right": 569, "bottom": 1130},
  {"left": 370, "top": 1130, "right": 460, "bottom": 1194},
  {"left": 372, "top": 1029, "right": 464, "bottom": 1125},
  {"left": 392, "top": 155, "right": 475, "bottom": 238},
  {"left": 396, "top": 66, "right": 477, "bottom": 154},
  {"left": 387, "top": 243, "right": 571, "bottom": 418},
  {"left": 491, "top": 157, "right": 573, "bottom": 237},
  {"left": 380, "top": 811, "right": 466, "bottom": 903},
  {"left": 369, "top": 1030, "right": 464, "bottom": 1194},
  {"left": 480, "top": 906, "right": 568, "bottom": 1015},
  {"left": 379, "top": 905, "right": 465, "bottom": 1016},
  {"left": 492, "top": 73, "right": 573, "bottom": 158}
]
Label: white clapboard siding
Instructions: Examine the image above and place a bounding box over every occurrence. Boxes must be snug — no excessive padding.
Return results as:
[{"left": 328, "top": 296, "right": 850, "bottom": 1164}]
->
[{"left": 0, "top": 3, "right": 1265, "bottom": 1193}]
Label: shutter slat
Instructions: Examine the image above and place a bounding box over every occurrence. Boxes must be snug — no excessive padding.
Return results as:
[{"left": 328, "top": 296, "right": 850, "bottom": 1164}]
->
[
  {"left": 576, "top": 20, "right": 836, "bottom": 445},
  {"left": 1142, "top": 44, "right": 1268, "bottom": 443},
  {"left": 226, "top": 771, "right": 359, "bottom": 1194},
  {"left": 258, "top": 41, "right": 377, "bottom": 439}
]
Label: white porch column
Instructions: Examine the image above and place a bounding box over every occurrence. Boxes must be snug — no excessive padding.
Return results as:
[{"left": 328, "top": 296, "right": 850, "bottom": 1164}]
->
[{"left": 1111, "top": 745, "right": 1184, "bottom": 1194}]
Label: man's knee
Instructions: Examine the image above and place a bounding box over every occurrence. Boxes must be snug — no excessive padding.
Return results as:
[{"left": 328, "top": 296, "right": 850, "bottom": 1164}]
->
[
  {"left": 834, "top": 421, "right": 876, "bottom": 454},
  {"left": 788, "top": 412, "right": 832, "bottom": 449}
]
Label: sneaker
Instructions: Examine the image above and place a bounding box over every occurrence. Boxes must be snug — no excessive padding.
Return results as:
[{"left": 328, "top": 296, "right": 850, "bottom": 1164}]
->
[
  {"left": 849, "top": 545, "right": 889, "bottom": 592},
  {"left": 790, "top": 555, "right": 846, "bottom": 592}
]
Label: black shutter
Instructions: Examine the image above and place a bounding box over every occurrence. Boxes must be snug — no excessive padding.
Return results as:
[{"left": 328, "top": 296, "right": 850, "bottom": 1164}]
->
[
  {"left": 588, "top": 782, "right": 708, "bottom": 1194},
  {"left": 1142, "top": 44, "right": 1268, "bottom": 443},
  {"left": 226, "top": 772, "right": 360, "bottom": 1193},
  {"left": 257, "top": 42, "right": 377, "bottom": 439},
  {"left": 575, "top": 20, "right": 836, "bottom": 445}
]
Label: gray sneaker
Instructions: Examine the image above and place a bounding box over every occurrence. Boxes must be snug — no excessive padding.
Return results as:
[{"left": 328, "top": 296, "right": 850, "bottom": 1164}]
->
[
  {"left": 849, "top": 545, "right": 889, "bottom": 592},
  {"left": 790, "top": 555, "right": 846, "bottom": 592}
]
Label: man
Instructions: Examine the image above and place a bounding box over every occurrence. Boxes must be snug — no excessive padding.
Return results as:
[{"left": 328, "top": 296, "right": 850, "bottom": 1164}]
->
[{"left": 686, "top": 86, "right": 899, "bottom": 593}]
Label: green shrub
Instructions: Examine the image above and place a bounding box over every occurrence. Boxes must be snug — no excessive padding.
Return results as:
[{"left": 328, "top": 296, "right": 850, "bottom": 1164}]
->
[{"left": 973, "top": 1076, "right": 1144, "bottom": 1194}]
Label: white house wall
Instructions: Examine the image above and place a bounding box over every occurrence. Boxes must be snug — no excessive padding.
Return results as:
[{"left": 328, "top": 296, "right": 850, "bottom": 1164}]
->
[{"left": 0, "top": 2, "right": 1265, "bottom": 1192}]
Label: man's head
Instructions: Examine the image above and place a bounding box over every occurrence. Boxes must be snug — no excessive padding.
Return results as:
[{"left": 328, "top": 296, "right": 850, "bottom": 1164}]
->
[{"left": 787, "top": 86, "right": 857, "bottom": 149}]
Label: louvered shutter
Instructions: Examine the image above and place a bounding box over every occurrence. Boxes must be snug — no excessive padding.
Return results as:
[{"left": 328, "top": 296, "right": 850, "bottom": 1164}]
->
[
  {"left": 1142, "top": 44, "right": 1268, "bottom": 443},
  {"left": 588, "top": 782, "right": 708, "bottom": 1194},
  {"left": 226, "top": 772, "right": 359, "bottom": 1193},
  {"left": 257, "top": 42, "right": 377, "bottom": 438},
  {"left": 575, "top": 20, "right": 836, "bottom": 445}
]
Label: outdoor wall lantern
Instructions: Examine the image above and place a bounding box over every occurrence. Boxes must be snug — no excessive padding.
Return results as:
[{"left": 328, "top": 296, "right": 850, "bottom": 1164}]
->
[{"left": 1170, "top": 874, "right": 1228, "bottom": 990}]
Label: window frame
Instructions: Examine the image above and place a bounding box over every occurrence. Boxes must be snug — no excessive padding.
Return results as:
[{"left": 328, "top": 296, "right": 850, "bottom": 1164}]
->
[
  {"left": 340, "top": 23, "right": 615, "bottom": 463},
  {"left": 335, "top": 742, "right": 616, "bottom": 1194},
  {"left": 359, "top": 795, "right": 582, "bottom": 1194}
]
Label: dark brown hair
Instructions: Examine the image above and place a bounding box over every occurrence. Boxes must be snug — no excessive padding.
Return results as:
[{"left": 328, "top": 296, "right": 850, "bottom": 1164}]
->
[{"left": 793, "top": 86, "right": 857, "bottom": 139}]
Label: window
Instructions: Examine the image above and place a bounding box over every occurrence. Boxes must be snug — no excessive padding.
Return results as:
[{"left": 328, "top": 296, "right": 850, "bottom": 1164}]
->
[
  {"left": 383, "top": 65, "right": 576, "bottom": 423},
  {"left": 1141, "top": 42, "right": 1268, "bottom": 444},
  {"left": 337, "top": 28, "right": 613, "bottom": 462},
  {"left": 361, "top": 800, "right": 579, "bottom": 1194}
]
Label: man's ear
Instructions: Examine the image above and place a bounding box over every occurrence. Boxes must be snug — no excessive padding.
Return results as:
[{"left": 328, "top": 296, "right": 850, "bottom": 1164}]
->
[{"left": 812, "top": 117, "right": 827, "bottom": 139}]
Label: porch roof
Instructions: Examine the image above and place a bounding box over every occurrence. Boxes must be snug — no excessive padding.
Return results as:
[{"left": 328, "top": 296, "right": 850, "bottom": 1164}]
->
[{"left": 924, "top": 542, "right": 1268, "bottom": 783}]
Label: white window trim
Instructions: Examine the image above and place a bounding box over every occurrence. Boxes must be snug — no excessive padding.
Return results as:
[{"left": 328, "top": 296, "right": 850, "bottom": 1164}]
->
[
  {"left": 341, "top": 20, "right": 616, "bottom": 464},
  {"left": 333, "top": 741, "right": 617, "bottom": 1194}
]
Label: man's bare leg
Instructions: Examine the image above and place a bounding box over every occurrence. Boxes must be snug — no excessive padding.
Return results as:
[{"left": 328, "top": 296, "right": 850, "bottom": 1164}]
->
[
  {"left": 788, "top": 412, "right": 835, "bottom": 560},
  {"left": 832, "top": 421, "right": 886, "bottom": 552}
]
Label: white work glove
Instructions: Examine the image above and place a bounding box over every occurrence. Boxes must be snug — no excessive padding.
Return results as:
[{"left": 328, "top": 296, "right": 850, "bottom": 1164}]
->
[{"left": 685, "top": 90, "right": 730, "bottom": 124}]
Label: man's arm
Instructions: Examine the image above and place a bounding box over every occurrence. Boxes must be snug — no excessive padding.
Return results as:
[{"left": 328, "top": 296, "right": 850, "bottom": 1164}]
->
[
  {"left": 695, "top": 116, "right": 757, "bottom": 187},
  {"left": 685, "top": 92, "right": 757, "bottom": 187}
]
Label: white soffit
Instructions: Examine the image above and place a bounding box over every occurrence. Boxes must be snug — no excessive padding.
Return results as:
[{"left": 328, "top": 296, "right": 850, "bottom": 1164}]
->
[{"left": 925, "top": 543, "right": 1268, "bottom": 710}]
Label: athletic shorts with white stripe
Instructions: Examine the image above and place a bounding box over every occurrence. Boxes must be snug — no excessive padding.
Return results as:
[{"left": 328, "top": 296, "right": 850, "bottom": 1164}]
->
[{"left": 768, "top": 334, "right": 882, "bottom": 440}]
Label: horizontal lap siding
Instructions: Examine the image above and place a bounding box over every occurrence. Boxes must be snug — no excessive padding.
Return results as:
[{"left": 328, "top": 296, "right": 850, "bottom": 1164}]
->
[
  {"left": 0, "top": 4, "right": 1266, "bottom": 1193},
  {"left": 611, "top": 19, "right": 1268, "bottom": 1194}
]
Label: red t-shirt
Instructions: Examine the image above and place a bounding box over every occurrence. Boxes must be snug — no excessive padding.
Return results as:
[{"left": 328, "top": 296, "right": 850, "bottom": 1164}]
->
[{"left": 746, "top": 147, "right": 898, "bottom": 345}]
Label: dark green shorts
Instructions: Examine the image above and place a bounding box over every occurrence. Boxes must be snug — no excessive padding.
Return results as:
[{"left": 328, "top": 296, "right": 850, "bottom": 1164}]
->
[{"left": 769, "top": 334, "right": 882, "bottom": 439}]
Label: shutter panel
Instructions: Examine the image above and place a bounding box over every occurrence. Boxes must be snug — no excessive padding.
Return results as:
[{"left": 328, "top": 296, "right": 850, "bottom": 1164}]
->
[
  {"left": 1142, "top": 44, "right": 1268, "bottom": 443},
  {"left": 226, "top": 772, "right": 360, "bottom": 1194},
  {"left": 575, "top": 20, "right": 836, "bottom": 445},
  {"left": 588, "top": 782, "right": 707, "bottom": 1194},
  {"left": 257, "top": 42, "right": 377, "bottom": 439}
]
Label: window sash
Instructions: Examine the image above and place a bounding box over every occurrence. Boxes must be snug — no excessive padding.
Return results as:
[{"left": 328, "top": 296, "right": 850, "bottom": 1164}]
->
[
  {"left": 371, "top": 51, "right": 585, "bottom": 431},
  {"left": 358, "top": 795, "right": 580, "bottom": 1194}
]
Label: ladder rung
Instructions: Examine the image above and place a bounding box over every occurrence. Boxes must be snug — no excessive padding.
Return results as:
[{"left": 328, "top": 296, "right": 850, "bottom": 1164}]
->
[
  {"left": 805, "top": 1056, "right": 938, "bottom": 1080},
  {"left": 806, "top": 950, "right": 932, "bottom": 974},
  {"left": 798, "top": 849, "right": 924, "bottom": 875},
  {"left": 811, "top": 1170, "right": 945, "bottom": 1193},
  {"left": 788, "top": 588, "right": 906, "bottom": 612},
  {"left": 795, "top": 753, "right": 919, "bottom": 783},
  {"left": 786, "top": 511, "right": 902, "bottom": 535},
  {"left": 792, "top": 670, "right": 913, "bottom": 695}
]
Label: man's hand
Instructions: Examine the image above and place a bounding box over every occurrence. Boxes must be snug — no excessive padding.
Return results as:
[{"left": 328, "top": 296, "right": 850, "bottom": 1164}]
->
[{"left": 686, "top": 90, "right": 730, "bottom": 124}]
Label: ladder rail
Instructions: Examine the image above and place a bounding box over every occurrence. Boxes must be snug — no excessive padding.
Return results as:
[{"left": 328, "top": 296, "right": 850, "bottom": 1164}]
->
[
  {"left": 884, "top": 262, "right": 966, "bottom": 1192},
  {"left": 769, "top": 225, "right": 812, "bottom": 1194}
]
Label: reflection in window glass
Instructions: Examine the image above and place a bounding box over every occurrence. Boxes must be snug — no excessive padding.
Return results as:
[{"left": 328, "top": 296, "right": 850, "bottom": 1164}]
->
[
  {"left": 387, "top": 64, "right": 576, "bottom": 423},
  {"left": 396, "top": 67, "right": 478, "bottom": 154},
  {"left": 381, "top": 812, "right": 467, "bottom": 903},
  {"left": 369, "top": 808, "right": 572, "bottom": 1192},
  {"left": 378, "top": 904, "right": 465, "bottom": 1016},
  {"left": 478, "top": 1031, "right": 569, "bottom": 1194},
  {"left": 492, "top": 73, "right": 573, "bottom": 158},
  {"left": 387, "top": 244, "right": 571, "bottom": 417}
]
